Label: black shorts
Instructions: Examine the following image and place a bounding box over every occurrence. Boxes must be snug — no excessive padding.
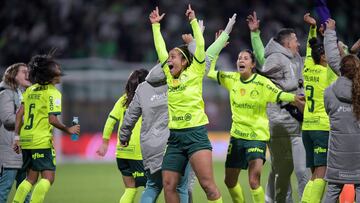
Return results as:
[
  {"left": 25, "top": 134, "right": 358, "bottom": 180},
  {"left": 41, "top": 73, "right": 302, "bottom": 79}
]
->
[
  {"left": 116, "top": 158, "right": 146, "bottom": 187},
  {"left": 22, "top": 148, "right": 56, "bottom": 171}
]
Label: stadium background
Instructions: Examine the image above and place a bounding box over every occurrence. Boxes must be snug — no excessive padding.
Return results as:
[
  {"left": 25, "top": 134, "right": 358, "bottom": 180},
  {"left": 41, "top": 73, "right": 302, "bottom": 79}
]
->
[{"left": 1, "top": 0, "right": 359, "bottom": 202}]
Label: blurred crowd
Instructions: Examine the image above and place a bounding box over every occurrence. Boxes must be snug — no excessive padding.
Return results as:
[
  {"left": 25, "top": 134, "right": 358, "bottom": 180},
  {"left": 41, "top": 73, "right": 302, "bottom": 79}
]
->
[{"left": 0, "top": 0, "right": 359, "bottom": 68}]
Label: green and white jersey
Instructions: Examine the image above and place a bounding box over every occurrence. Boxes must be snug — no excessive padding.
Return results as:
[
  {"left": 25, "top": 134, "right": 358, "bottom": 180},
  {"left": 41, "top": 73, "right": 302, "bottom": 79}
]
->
[
  {"left": 152, "top": 19, "right": 208, "bottom": 129},
  {"left": 20, "top": 84, "right": 61, "bottom": 149},
  {"left": 217, "top": 72, "right": 295, "bottom": 141},
  {"left": 102, "top": 94, "right": 142, "bottom": 160},
  {"left": 302, "top": 26, "right": 338, "bottom": 131}
]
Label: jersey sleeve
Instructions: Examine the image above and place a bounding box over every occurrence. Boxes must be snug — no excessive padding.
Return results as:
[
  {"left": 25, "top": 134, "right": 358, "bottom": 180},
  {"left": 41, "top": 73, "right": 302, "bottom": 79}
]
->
[
  {"left": 152, "top": 23, "right": 169, "bottom": 65},
  {"left": 102, "top": 96, "right": 125, "bottom": 140},
  {"left": 47, "top": 89, "right": 62, "bottom": 115},
  {"left": 251, "top": 30, "right": 265, "bottom": 66},
  {"left": 191, "top": 19, "right": 205, "bottom": 67},
  {"left": 217, "top": 71, "right": 237, "bottom": 91},
  {"left": 265, "top": 78, "right": 295, "bottom": 103}
]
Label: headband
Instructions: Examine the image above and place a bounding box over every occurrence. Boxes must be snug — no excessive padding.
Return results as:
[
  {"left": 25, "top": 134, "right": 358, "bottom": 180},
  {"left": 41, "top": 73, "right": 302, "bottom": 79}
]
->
[{"left": 175, "top": 47, "right": 190, "bottom": 65}]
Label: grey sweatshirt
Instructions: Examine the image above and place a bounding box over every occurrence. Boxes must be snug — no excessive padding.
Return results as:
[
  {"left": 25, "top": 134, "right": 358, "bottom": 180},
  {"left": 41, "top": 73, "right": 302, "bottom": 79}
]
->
[
  {"left": 119, "top": 64, "right": 169, "bottom": 174},
  {"left": 259, "top": 39, "right": 304, "bottom": 136},
  {"left": 324, "top": 77, "right": 360, "bottom": 183},
  {"left": 0, "top": 81, "right": 23, "bottom": 169}
]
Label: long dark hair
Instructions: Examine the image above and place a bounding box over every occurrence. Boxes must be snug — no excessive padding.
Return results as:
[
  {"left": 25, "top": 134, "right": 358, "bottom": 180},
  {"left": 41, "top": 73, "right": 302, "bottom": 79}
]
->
[
  {"left": 309, "top": 37, "right": 325, "bottom": 65},
  {"left": 28, "top": 54, "right": 60, "bottom": 85},
  {"left": 340, "top": 54, "right": 360, "bottom": 120},
  {"left": 123, "top": 69, "right": 149, "bottom": 108}
]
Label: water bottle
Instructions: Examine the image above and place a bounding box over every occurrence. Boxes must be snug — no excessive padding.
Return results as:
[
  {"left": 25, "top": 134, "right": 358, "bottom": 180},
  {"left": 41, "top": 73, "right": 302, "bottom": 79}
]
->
[{"left": 71, "top": 116, "right": 79, "bottom": 141}]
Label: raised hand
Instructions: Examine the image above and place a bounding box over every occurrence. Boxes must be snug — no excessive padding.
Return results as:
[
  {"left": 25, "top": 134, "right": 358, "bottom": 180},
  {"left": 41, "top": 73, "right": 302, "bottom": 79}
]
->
[
  {"left": 215, "top": 30, "right": 229, "bottom": 48},
  {"left": 325, "top": 18, "right": 336, "bottom": 30},
  {"left": 149, "top": 6, "right": 165, "bottom": 24},
  {"left": 182, "top": 34, "right": 194, "bottom": 44},
  {"left": 304, "top": 13, "right": 316, "bottom": 26},
  {"left": 224, "top": 13, "right": 237, "bottom": 34},
  {"left": 185, "top": 4, "right": 196, "bottom": 21},
  {"left": 350, "top": 39, "right": 360, "bottom": 54},
  {"left": 246, "top": 11, "right": 260, "bottom": 32}
]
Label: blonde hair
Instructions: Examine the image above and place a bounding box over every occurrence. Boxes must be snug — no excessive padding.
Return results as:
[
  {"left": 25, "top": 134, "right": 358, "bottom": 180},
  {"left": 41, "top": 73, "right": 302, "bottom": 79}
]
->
[{"left": 2, "top": 63, "right": 27, "bottom": 90}]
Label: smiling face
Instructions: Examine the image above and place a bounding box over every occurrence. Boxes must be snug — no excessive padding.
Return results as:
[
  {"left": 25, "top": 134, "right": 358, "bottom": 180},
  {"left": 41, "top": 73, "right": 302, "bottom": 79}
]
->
[
  {"left": 15, "top": 65, "right": 31, "bottom": 88},
  {"left": 287, "top": 33, "right": 300, "bottom": 55},
  {"left": 236, "top": 51, "right": 256, "bottom": 75},
  {"left": 167, "top": 48, "right": 188, "bottom": 78}
]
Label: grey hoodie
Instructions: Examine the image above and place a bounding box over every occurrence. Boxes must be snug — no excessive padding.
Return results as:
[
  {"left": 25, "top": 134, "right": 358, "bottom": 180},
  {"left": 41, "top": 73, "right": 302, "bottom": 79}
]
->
[
  {"left": 119, "top": 64, "right": 169, "bottom": 174},
  {"left": 324, "top": 77, "right": 360, "bottom": 183},
  {"left": 259, "top": 39, "right": 304, "bottom": 135},
  {"left": 0, "top": 81, "right": 23, "bottom": 170}
]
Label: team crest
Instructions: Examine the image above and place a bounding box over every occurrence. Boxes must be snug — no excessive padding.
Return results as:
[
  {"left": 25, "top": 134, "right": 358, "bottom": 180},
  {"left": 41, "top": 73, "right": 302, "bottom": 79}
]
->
[
  {"left": 250, "top": 90, "right": 259, "bottom": 99},
  {"left": 240, "top": 88, "right": 246, "bottom": 96}
]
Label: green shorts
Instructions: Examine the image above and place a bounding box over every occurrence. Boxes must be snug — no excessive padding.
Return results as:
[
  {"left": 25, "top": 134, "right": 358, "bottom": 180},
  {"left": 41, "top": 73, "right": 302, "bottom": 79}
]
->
[
  {"left": 22, "top": 148, "right": 56, "bottom": 171},
  {"left": 116, "top": 158, "right": 146, "bottom": 187},
  {"left": 302, "top": 130, "right": 329, "bottom": 168},
  {"left": 162, "top": 125, "right": 212, "bottom": 174},
  {"left": 225, "top": 137, "right": 266, "bottom": 169}
]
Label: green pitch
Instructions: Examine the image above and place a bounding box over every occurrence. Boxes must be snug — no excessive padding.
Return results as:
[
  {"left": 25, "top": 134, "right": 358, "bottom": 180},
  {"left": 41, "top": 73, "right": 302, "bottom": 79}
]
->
[{"left": 7, "top": 161, "right": 299, "bottom": 202}]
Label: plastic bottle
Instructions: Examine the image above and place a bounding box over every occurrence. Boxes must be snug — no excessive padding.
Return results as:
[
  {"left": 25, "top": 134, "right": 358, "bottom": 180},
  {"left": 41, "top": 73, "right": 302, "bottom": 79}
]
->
[{"left": 71, "top": 116, "right": 79, "bottom": 141}]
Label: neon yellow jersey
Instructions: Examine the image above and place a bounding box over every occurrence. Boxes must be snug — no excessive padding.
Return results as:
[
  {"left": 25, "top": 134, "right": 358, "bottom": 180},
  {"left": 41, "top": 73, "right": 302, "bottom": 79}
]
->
[
  {"left": 152, "top": 19, "right": 208, "bottom": 129},
  {"left": 20, "top": 84, "right": 61, "bottom": 149},
  {"left": 102, "top": 94, "right": 142, "bottom": 160},
  {"left": 303, "top": 61, "right": 337, "bottom": 131},
  {"left": 302, "top": 25, "right": 338, "bottom": 131},
  {"left": 217, "top": 72, "right": 295, "bottom": 141}
]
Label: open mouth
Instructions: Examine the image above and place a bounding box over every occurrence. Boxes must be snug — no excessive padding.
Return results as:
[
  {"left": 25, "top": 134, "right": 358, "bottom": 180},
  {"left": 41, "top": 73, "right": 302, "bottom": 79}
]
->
[
  {"left": 238, "top": 65, "right": 245, "bottom": 71},
  {"left": 168, "top": 64, "right": 174, "bottom": 70}
]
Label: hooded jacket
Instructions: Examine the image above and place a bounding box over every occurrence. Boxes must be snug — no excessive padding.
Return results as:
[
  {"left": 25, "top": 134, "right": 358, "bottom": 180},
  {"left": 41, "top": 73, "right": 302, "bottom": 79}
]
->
[
  {"left": 260, "top": 39, "right": 304, "bottom": 136},
  {"left": 324, "top": 77, "right": 360, "bottom": 183},
  {"left": 0, "top": 81, "right": 23, "bottom": 169},
  {"left": 119, "top": 64, "right": 169, "bottom": 174}
]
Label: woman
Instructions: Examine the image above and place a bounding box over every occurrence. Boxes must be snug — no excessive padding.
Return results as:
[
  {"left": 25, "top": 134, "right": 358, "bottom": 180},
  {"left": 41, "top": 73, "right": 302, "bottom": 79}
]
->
[
  {"left": 300, "top": 13, "right": 338, "bottom": 203},
  {"left": 323, "top": 19, "right": 360, "bottom": 202},
  {"left": 0, "top": 63, "right": 31, "bottom": 203},
  {"left": 207, "top": 49, "right": 303, "bottom": 203},
  {"left": 150, "top": 5, "right": 222, "bottom": 203},
  {"left": 12, "top": 54, "right": 80, "bottom": 203},
  {"left": 96, "top": 69, "right": 148, "bottom": 203}
]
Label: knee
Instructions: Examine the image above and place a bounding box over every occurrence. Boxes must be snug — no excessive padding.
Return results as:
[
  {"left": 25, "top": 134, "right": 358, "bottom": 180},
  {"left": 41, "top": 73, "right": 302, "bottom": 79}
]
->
[
  {"left": 200, "top": 180, "right": 220, "bottom": 199},
  {"left": 162, "top": 178, "right": 177, "bottom": 192}
]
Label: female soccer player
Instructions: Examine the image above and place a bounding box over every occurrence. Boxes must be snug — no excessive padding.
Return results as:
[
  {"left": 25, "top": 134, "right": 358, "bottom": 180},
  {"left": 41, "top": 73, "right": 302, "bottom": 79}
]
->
[
  {"left": 0, "top": 63, "right": 31, "bottom": 203},
  {"left": 149, "top": 5, "right": 222, "bottom": 203},
  {"left": 323, "top": 18, "right": 360, "bottom": 202},
  {"left": 300, "top": 13, "right": 338, "bottom": 203},
  {"left": 207, "top": 47, "right": 303, "bottom": 203},
  {"left": 96, "top": 69, "right": 148, "bottom": 203},
  {"left": 12, "top": 54, "right": 80, "bottom": 203}
]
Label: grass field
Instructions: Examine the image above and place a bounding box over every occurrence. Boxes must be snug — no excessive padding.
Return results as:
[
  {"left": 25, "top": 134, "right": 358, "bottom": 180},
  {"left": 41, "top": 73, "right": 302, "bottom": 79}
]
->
[{"left": 7, "top": 161, "right": 300, "bottom": 203}]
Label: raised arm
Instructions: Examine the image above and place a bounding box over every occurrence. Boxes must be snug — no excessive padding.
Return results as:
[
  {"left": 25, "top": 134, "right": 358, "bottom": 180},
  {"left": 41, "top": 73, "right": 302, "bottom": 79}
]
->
[
  {"left": 150, "top": 7, "right": 168, "bottom": 64},
  {"left": 119, "top": 90, "right": 142, "bottom": 146},
  {"left": 247, "top": 11, "right": 265, "bottom": 66},
  {"left": 206, "top": 14, "right": 236, "bottom": 60},
  {"left": 186, "top": 4, "right": 205, "bottom": 63},
  {"left": 324, "top": 19, "right": 341, "bottom": 75},
  {"left": 304, "top": 13, "right": 317, "bottom": 64}
]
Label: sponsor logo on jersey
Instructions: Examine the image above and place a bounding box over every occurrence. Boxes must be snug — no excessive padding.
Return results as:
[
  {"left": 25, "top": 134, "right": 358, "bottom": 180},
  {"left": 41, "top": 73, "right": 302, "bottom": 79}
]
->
[
  {"left": 247, "top": 147, "right": 264, "bottom": 153},
  {"left": 32, "top": 153, "right": 45, "bottom": 160},
  {"left": 314, "top": 146, "right": 327, "bottom": 154}
]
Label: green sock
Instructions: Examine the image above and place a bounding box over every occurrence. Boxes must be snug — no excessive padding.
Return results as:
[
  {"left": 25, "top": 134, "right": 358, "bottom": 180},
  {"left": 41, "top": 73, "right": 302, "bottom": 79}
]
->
[
  {"left": 309, "top": 178, "right": 326, "bottom": 203},
  {"left": 301, "top": 180, "right": 314, "bottom": 203},
  {"left": 208, "top": 196, "right": 222, "bottom": 203},
  {"left": 119, "top": 188, "right": 137, "bottom": 203},
  {"left": 228, "top": 183, "right": 245, "bottom": 203},
  {"left": 30, "top": 179, "right": 51, "bottom": 203},
  {"left": 251, "top": 186, "right": 265, "bottom": 203},
  {"left": 13, "top": 180, "right": 33, "bottom": 203}
]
